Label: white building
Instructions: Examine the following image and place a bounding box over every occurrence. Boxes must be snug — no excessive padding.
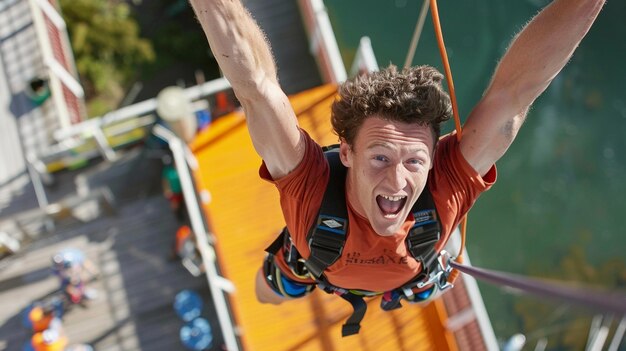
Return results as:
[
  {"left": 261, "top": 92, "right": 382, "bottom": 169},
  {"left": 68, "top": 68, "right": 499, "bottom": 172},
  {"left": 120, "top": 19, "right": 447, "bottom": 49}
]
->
[{"left": 0, "top": 0, "right": 84, "bottom": 211}]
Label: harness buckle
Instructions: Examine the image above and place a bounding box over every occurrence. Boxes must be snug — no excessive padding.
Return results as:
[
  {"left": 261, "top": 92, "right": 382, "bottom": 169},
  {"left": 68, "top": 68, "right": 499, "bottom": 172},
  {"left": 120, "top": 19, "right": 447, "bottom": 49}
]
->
[{"left": 416, "top": 250, "right": 454, "bottom": 291}]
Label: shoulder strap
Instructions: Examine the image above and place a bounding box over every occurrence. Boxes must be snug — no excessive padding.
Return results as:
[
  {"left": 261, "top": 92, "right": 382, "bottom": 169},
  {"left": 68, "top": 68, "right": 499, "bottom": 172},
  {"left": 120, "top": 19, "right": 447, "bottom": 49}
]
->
[
  {"left": 406, "top": 188, "right": 441, "bottom": 276},
  {"left": 303, "top": 145, "right": 349, "bottom": 279}
]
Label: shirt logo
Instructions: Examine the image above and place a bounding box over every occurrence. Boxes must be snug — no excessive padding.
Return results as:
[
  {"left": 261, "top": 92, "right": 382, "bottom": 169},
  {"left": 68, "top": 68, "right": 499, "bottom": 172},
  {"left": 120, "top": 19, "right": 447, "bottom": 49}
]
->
[
  {"left": 414, "top": 210, "right": 435, "bottom": 223},
  {"left": 322, "top": 219, "right": 343, "bottom": 228}
]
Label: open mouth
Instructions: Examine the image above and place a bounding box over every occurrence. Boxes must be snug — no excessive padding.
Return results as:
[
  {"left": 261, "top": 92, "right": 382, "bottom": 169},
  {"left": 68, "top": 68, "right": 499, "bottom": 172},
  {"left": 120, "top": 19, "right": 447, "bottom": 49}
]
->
[{"left": 376, "top": 194, "right": 407, "bottom": 218}]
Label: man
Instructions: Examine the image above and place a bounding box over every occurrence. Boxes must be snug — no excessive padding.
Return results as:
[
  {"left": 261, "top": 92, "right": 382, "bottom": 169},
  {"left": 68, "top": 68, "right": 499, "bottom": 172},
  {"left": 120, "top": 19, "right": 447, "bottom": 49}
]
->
[{"left": 189, "top": 0, "right": 604, "bottom": 331}]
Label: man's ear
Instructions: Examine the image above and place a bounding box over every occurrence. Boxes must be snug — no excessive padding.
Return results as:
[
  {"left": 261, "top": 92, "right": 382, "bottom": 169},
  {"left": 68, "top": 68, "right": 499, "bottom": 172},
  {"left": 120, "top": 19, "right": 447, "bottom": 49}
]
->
[{"left": 339, "top": 139, "right": 352, "bottom": 167}]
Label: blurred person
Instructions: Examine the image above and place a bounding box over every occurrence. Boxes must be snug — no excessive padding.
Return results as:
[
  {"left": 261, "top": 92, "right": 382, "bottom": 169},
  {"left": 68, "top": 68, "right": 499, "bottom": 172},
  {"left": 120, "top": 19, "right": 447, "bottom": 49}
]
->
[{"left": 51, "top": 248, "right": 99, "bottom": 305}]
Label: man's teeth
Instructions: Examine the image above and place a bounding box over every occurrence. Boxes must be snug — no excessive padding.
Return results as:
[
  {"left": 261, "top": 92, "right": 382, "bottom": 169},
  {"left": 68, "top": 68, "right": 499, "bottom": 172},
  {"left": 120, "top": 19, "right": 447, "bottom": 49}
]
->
[{"left": 381, "top": 195, "right": 406, "bottom": 201}]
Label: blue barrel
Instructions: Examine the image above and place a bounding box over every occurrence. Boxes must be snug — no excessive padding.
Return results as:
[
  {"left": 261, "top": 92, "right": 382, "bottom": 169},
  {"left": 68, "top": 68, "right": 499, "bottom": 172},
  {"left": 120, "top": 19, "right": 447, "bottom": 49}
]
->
[
  {"left": 180, "top": 317, "right": 213, "bottom": 350},
  {"left": 173, "top": 290, "right": 203, "bottom": 322}
]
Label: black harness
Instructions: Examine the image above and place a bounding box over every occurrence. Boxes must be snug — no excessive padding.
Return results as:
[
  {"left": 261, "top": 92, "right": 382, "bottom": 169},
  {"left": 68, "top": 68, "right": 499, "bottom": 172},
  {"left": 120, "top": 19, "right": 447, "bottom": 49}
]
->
[{"left": 266, "top": 145, "right": 451, "bottom": 336}]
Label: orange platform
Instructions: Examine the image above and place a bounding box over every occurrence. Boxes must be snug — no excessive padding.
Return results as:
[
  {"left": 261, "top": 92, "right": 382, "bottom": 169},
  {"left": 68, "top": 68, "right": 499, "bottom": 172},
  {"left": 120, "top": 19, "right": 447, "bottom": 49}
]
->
[{"left": 191, "top": 84, "right": 458, "bottom": 351}]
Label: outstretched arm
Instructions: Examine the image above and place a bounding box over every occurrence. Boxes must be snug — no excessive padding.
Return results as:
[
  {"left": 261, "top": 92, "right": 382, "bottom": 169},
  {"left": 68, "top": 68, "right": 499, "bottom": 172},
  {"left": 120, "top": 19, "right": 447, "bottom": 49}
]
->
[
  {"left": 189, "top": 0, "right": 304, "bottom": 178},
  {"left": 460, "top": 0, "right": 606, "bottom": 176}
]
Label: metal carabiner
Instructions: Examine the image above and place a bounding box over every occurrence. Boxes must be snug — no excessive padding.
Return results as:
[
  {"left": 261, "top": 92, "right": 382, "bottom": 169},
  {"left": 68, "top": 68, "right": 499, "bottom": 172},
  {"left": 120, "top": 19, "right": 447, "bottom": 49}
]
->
[
  {"left": 435, "top": 250, "right": 454, "bottom": 291},
  {"left": 416, "top": 250, "right": 455, "bottom": 291}
]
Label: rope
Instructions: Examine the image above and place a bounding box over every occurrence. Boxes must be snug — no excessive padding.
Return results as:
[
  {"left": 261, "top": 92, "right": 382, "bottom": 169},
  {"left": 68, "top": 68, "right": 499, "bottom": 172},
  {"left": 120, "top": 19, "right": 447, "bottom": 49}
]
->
[
  {"left": 427, "top": 0, "right": 466, "bottom": 282},
  {"left": 450, "top": 260, "right": 626, "bottom": 315},
  {"left": 403, "top": 0, "right": 430, "bottom": 69},
  {"left": 429, "top": 0, "right": 462, "bottom": 140}
]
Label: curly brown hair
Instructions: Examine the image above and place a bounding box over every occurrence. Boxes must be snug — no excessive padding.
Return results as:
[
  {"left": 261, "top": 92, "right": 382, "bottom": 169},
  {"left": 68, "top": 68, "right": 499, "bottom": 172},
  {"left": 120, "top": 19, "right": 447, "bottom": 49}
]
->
[{"left": 331, "top": 65, "right": 452, "bottom": 147}]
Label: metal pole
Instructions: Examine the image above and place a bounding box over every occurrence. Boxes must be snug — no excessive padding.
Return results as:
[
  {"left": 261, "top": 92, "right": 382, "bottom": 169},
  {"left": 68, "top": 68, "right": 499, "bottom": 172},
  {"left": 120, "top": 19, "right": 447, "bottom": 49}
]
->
[
  {"left": 586, "top": 315, "right": 604, "bottom": 350},
  {"left": 607, "top": 316, "right": 626, "bottom": 351},
  {"left": 91, "top": 127, "right": 117, "bottom": 161},
  {"left": 587, "top": 322, "right": 610, "bottom": 351},
  {"left": 25, "top": 153, "right": 53, "bottom": 232}
]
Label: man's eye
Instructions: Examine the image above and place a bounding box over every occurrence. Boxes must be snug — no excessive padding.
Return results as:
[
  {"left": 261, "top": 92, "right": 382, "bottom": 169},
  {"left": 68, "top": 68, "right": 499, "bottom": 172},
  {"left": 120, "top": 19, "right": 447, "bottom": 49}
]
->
[
  {"left": 374, "top": 155, "right": 388, "bottom": 162},
  {"left": 406, "top": 159, "right": 423, "bottom": 165}
]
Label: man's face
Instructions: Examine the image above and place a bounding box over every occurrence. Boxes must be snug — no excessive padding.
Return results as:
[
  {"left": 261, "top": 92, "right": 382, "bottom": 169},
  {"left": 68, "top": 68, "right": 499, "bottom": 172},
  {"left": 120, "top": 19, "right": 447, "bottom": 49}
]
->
[{"left": 340, "top": 116, "right": 435, "bottom": 236}]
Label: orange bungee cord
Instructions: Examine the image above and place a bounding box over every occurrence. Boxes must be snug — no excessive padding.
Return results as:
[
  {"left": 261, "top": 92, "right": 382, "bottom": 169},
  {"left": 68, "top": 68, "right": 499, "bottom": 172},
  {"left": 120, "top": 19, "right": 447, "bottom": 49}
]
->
[{"left": 404, "top": 0, "right": 467, "bottom": 281}]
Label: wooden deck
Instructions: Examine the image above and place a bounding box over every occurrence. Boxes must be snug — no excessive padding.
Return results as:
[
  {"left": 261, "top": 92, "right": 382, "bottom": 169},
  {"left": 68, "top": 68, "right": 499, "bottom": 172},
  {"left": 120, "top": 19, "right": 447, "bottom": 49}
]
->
[
  {"left": 0, "top": 155, "right": 224, "bottom": 350},
  {"left": 191, "top": 84, "right": 457, "bottom": 351}
]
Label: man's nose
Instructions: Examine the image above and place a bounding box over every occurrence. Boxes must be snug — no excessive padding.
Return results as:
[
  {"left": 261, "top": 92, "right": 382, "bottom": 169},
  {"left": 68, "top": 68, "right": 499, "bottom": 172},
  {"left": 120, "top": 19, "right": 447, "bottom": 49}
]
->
[{"left": 387, "top": 163, "right": 407, "bottom": 191}]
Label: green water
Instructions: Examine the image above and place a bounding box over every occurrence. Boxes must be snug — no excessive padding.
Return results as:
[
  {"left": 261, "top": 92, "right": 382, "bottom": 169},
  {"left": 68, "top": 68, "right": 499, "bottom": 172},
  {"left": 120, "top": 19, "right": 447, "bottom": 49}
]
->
[{"left": 325, "top": 0, "right": 626, "bottom": 345}]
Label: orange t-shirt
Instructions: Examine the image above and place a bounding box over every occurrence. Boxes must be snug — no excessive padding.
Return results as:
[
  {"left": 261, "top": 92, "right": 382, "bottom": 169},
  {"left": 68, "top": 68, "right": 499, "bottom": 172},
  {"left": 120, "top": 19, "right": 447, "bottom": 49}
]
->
[{"left": 260, "top": 130, "right": 496, "bottom": 292}]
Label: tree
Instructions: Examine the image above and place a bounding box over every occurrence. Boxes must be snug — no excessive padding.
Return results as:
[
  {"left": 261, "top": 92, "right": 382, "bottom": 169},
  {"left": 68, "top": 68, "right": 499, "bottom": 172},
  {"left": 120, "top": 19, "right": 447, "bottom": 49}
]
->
[{"left": 59, "top": 0, "right": 155, "bottom": 116}]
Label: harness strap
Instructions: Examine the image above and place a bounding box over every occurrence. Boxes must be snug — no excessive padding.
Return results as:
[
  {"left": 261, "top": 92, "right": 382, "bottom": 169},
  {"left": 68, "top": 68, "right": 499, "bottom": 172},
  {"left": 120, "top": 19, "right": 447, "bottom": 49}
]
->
[
  {"left": 265, "top": 227, "right": 286, "bottom": 254},
  {"left": 407, "top": 208, "right": 440, "bottom": 275},
  {"left": 265, "top": 228, "right": 311, "bottom": 280},
  {"left": 303, "top": 146, "right": 348, "bottom": 279},
  {"left": 338, "top": 293, "right": 367, "bottom": 336},
  {"left": 316, "top": 280, "right": 368, "bottom": 336},
  {"left": 262, "top": 253, "right": 315, "bottom": 298}
]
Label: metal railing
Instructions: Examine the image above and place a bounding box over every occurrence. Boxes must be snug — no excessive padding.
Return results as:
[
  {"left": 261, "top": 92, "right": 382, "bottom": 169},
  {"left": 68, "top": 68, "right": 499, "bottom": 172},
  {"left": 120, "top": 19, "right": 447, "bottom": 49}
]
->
[
  {"left": 30, "top": 77, "right": 231, "bottom": 197},
  {"left": 153, "top": 125, "right": 239, "bottom": 351},
  {"left": 299, "top": 0, "right": 347, "bottom": 83},
  {"left": 53, "top": 78, "right": 230, "bottom": 142},
  {"left": 446, "top": 229, "right": 499, "bottom": 351},
  {"left": 349, "top": 37, "right": 379, "bottom": 77},
  {"left": 34, "top": 78, "right": 231, "bottom": 176}
]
